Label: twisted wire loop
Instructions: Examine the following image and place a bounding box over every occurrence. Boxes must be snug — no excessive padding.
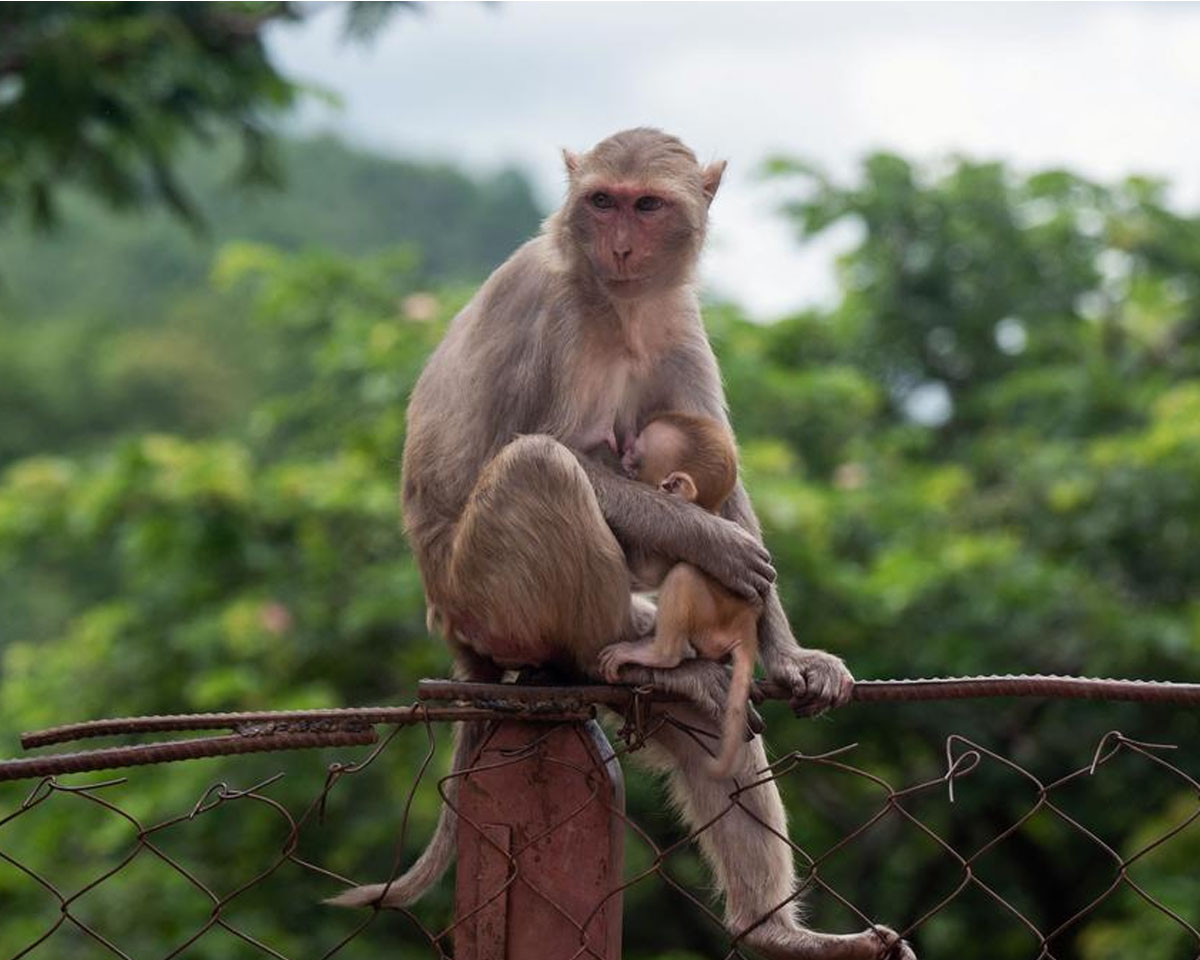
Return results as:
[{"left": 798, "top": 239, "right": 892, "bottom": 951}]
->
[{"left": 0, "top": 677, "right": 1198, "bottom": 959}]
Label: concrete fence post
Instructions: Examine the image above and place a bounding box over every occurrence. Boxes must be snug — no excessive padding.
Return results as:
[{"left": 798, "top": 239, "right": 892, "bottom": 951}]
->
[{"left": 454, "top": 719, "right": 625, "bottom": 960}]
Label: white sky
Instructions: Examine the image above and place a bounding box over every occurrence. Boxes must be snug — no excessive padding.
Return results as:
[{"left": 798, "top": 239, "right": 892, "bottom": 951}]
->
[{"left": 269, "top": 2, "right": 1200, "bottom": 320}]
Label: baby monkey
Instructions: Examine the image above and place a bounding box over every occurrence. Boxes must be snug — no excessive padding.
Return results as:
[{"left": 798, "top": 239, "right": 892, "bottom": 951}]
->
[{"left": 599, "top": 411, "right": 760, "bottom": 778}]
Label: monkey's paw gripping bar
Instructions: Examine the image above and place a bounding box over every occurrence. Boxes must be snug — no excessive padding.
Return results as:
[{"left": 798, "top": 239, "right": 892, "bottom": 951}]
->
[{"left": 2, "top": 674, "right": 1199, "bottom": 782}]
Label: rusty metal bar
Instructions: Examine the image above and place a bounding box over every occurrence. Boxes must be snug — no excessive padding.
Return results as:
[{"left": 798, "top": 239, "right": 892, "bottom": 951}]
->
[
  {"left": 417, "top": 679, "right": 686, "bottom": 706},
  {"left": 20, "top": 705, "right": 594, "bottom": 750},
  {"left": 0, "top": 730, "right": 380, "bottom": 783},
  {"left": 845, "top": 674, "right": 1200, "bottom": 705},
  {"left": 422, "top": 674, "right": 1200, "bottom": 708},
  {"left": 7, "top": 673, "right": 1198, "bottom": 785}
]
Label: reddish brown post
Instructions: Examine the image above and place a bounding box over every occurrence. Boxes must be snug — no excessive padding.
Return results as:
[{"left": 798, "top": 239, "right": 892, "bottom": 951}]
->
[{"left": 454, "top": 719, "right": 624, "bottom": 960}]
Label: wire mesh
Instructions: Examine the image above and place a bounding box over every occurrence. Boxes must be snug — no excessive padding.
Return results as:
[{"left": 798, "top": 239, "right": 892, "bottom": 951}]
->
[{"left": 1, "top": 679, "right": 1198, "bottom": 960}]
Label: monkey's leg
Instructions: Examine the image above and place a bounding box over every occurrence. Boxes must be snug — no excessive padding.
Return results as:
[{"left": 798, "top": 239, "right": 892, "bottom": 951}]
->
[
  {"left": 597, "top": 636, "right": 688, "bottom": 682},
  {"left": 448, "top": 436, "right": 753, "bottom": 740},
  {"left": 598, "top": 567, "right": 696, "bottom": 681},
  {"left": 448, "top": 434, "right": 637, "bottom": 667},
  {"left": 634, "top": 710, "right": 913, "bottom": 960}
]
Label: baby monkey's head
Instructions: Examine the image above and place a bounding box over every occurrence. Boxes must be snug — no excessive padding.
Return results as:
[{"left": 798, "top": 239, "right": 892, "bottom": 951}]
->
[{"left": 624, "top": 411, "right": 738, "bottom": 513}]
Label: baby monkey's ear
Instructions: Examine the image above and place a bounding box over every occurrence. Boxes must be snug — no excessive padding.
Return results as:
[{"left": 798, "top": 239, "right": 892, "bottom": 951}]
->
[{"left": 660, "top": 471, "right": 698, "bottom": 503}]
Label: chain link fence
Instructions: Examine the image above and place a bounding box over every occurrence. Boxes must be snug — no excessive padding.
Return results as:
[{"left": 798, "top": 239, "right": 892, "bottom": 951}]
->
[{"left": 2, "top": 677, "right": 1199, "bottom": 960}]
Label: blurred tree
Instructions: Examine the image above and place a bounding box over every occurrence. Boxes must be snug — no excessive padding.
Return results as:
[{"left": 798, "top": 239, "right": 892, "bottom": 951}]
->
[
  {"left": 2, "top": 150, "right": 1200, "bottom": 959},
  {"left": 0, "top": 133, "right": 543, "bottom": 465},
  {"left": 0, "top": 1, "right": 415, "bottom": 229},
  {"left": 763, "top": 155, "right": 1200, "bottom": 434}
]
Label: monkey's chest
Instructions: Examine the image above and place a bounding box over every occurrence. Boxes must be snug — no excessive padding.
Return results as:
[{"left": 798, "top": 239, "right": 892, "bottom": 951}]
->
[{"left": 562, "top": 360, "right": 642, "bottom": 453}]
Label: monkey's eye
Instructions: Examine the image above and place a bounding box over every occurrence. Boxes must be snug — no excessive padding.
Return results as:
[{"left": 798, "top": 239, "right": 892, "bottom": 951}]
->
[
  {"left": 634, "top": 196, "right": 664, "bottom": 212},
  {"left": 591, "top": 192, "right": 615, "bottom": 210}
]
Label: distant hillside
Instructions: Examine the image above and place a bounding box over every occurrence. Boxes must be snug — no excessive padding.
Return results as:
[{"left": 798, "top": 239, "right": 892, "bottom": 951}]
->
[
  {"left": 0, "top": 136, "right": 545, "bottom": 462},
  {"left": 0, "top": 135, "right": 545, "bottom": 323}
]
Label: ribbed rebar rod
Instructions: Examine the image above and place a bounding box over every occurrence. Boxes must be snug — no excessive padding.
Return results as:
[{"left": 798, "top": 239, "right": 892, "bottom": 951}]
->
[
  {"left": 844, "top": 674, "right": 1200, "bottom": 705},
  {"left": 0, "top": 730, "right": 380, "bottom": 783},
  {"left": 416, "top": 679, "right": 686, "bottom": 705},
  {"left": 21, "top": 706, "right": 417, "bottom": 749},
  {"left": 20, "top": 705, "right": 593, "bottom": 750},
  {"left": 7, "top": 674, "right": 1196, "bottom": 784},
  {"left": 420, "top": 675, "right": 1200, "bottom": 708}
]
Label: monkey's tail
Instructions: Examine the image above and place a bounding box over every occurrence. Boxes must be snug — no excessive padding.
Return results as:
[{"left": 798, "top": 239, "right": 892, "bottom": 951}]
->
[
  {"left": 324, "top": 719, "right": 487, "bottom": 909},
  {"left": 707, "top": 633, "right": 758, "bottom": 780}
]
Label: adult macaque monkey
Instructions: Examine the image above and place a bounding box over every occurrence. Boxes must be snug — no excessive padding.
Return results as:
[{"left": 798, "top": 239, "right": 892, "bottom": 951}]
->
[{"left": 331, "top": 129, "right": 912, "bottom": 960}]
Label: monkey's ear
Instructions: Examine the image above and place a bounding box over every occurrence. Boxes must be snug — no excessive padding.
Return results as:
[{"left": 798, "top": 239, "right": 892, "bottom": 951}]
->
[
  {"left": 660, "top": 471, "right": 698, "bottom": 502},
  {"left": 562, "top": 149, "right": 582, "bottom": 177},
  {"left": 702, "top": 160, "right": 727, "bottom": 206}
]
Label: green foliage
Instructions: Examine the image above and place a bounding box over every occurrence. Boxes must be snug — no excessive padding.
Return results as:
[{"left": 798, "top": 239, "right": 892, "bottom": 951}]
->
[
  {"left": 0, "top": 133, "right": 543, "bottom": 464},
  {"left": 0, "top": 2, "right": 416, "bottom": 229},
  {"left": 0, "top": 2, "right": 300, "bottom": 227},
  {"left": 3, "top": 146, "right": 1200, "bottom": 959}
]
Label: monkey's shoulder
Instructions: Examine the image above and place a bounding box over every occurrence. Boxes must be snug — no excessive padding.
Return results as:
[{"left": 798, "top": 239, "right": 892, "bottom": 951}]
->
[{"left": 470, "top": 237, "right": 565, "bottom": 330}]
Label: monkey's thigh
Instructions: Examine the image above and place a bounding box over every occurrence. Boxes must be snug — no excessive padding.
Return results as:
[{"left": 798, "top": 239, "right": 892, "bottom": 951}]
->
[{"left": 449, "top": 435, "right": 631, "bottom": 662}]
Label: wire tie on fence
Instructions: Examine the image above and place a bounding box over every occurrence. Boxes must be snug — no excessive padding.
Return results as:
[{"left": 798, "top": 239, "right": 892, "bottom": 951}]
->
[
  {"left": 190, "top": 781, "right": 233, "bottom": 818},
  {"left": 188, "top": 773, "right": 285, "bottom": 819},
  {"left": 617, "top": 685, "right": 655, "bottom": 752},
  {"left": 319, "top": 762, "right": 352, "bottom": 824},
  {"left": 1088, "top": 730, "right": 1177, "bottom": 776},
  {"left": 761, "top": 742, "right": 860, "bottom": 777},
  {"left": 21, "top": 777, "right": 56, "bottom": 809},
  {"left": 942, "top": 741, "right": 982, "bottom": 804}
]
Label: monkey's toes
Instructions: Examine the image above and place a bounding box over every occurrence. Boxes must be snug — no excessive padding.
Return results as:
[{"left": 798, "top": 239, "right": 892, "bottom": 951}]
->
[
  {"left": 869, "top": 926, "right": 915, "bottom": 960},
  {"left": 597, "top": 649, "right": 627, "bottom": 684}
]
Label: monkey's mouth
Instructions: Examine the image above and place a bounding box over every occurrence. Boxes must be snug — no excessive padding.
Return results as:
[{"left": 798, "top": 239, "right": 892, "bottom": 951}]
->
[
  {"left": 605, "top": 275, "right": 652, "bottom": 292},
  {"left": 607, "top": 276, "right": 644, "bottom": 285}
]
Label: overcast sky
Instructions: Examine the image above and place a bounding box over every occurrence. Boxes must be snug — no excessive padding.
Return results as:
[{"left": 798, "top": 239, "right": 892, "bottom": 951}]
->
[{"left": 269, "top": 2, "right": 1200, "bottom": 319}]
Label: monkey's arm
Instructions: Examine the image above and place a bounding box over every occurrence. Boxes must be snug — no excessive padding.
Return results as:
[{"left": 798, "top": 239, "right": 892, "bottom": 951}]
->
[
  {"left": 648, "top": 337, "right": 854, "bottom": 714},
  {"left": 576, "top": 452, "right": 776, "bottom": 603},
  {"left": 720, "top": 482, "right": 853, "bottom": 714}
]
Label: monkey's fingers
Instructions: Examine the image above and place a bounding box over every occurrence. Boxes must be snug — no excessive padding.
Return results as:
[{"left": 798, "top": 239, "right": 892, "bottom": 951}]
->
[
  {"left": 789, "top": 695, "right": 827, "bottom": 719},
  {"left": 744, "top": 539, "right": 776, "bottom": 589},
  {"left": 733, "top": 556, "right": 775, "bottom": 603},
  {"left": 707, "top": 518, "right": 776, "bottom": 601},
  {"left": 871, "top": 926, "right": 916, "bottom": 960}
]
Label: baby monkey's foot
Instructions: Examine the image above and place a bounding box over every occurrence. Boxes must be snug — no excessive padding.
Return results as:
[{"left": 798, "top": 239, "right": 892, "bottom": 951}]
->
[{"left": 598, "top": 643, "right": 637, "bottom": 683}]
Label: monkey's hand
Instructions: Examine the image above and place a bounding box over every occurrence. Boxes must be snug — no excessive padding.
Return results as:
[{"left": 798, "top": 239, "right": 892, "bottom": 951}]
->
[
  {"left": 761, "top": 644, "right": 854, "bottom": 718},
  {"left": 690, "top": 513, "right": 776, "bottom": 602}
]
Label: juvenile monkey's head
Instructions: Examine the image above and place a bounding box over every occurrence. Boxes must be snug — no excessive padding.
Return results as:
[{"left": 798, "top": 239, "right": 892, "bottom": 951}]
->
[
  {"left": 625, "top": 411, "right": 738, "bottom": 513},
  {"left": 556, "top": 128, "right": 726, "bottom": 299}
]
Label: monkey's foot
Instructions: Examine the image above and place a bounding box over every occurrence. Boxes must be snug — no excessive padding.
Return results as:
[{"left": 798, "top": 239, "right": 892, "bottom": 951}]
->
[
  {"left": 597, "top": 641, "right": 678, "bottom": 683},
  {"left": 762, "top": 647, "right": 854, "bottom": 718},
  {"left": 597, "top": 644, "right": 631, "bottom": 683},
  {"left": 740, "top": 922, "right": 915, "bottom": 960}
]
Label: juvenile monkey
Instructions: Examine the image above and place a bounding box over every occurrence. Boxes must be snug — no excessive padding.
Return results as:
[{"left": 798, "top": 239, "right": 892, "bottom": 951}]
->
[
  {"left": 330, "top": 129, "right": 910, "bottom": 960},
  {"left": 599, "top": 411, "right": 759, "bottom": 779}
]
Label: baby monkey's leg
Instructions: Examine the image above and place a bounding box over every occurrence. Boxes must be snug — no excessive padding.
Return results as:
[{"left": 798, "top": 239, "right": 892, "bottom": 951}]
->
[
  {"left": 598, "top": 635, "right": 687, "bottom": 681},
  {"left": 598, "top": 564, "right": 699, "bottom": 682}
]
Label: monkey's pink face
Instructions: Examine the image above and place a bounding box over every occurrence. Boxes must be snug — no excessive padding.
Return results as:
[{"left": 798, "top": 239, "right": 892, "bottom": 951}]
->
[{"left": 579, "top": 183, "right": 690, "bottom": 297}]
